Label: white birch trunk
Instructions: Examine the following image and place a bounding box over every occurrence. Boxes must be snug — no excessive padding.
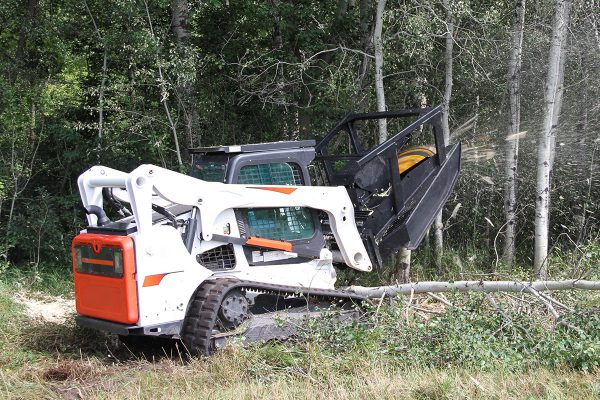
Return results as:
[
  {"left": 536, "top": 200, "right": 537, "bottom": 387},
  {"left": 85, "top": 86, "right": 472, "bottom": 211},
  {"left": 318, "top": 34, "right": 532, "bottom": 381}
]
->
[
  {"left": 373, "top": 0, "right": 410, "bottom": 281},
  {"left": 590, "top": 5, "right": 600, "bottom": 52},
  {"left": 170, "top": 0, "right": 199, "bottom": 148},
  {"left": 396, "top": 247, "right": 411, "bottom": 283},
  {"left": 441, "top": 0, "right": 453, "bottom": 144},
  {"left": 534, "top": 0, "right": 571, "bottom": 278},
  {"left": 170, "top": 0, "right": 190, "bottom": 42},
  {"left": 548, "top": 25, "right": 568, "bottom": 172},
  {"left": 503, "top": 0, "right": 526, "bottom": 268},
  {"left": 434, "top": 0, "right": 454, "bottom": 266},
  {"left": 374, "top": 0, "right": 387, "bottom": 143},
  {"left": 84, "top": 0, "right": 107, "bottom": 162},
  {"left": 397, "top": 90, "right": 429, "bottom": 281}
]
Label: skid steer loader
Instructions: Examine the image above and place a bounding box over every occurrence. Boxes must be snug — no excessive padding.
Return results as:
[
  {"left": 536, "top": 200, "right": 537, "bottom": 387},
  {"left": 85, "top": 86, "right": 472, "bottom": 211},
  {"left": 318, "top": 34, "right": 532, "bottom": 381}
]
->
[{"left": 72, "top": 106, "right": 460, "bottom": 355}]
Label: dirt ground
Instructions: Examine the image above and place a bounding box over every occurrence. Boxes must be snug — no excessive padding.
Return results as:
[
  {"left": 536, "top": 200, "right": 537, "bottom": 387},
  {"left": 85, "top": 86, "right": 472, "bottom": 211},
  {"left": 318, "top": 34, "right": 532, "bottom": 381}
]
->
[{"left": 13, "top": 292, "right": 75, "bottom": 324}]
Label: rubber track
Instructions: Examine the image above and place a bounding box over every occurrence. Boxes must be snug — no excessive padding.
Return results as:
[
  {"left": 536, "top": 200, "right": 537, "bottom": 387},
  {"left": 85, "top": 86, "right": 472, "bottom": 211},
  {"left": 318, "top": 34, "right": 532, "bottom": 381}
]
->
[{"left": 180, "top": 278, "right": 366, "bottom": 356}]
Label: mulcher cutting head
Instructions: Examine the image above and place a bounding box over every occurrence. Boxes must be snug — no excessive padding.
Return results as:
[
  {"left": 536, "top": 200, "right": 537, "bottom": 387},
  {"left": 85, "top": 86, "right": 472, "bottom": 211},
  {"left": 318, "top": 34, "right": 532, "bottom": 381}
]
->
[{"left": 314, "top": 106, "right": 461, "bottom": 268}]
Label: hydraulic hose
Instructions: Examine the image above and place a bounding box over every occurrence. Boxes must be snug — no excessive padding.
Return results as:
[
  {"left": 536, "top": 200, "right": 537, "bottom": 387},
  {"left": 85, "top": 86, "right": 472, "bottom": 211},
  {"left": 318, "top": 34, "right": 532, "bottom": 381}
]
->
[{"left": 85, "top": 205, "right": 111, "bottom": 226}]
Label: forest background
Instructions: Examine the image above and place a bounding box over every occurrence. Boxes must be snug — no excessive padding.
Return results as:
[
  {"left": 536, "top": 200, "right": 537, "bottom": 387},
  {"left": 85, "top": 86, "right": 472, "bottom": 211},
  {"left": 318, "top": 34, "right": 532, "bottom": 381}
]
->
[
  {"left": 0, "top": 1, "right": 599, "bottom": 397},
  {"left": 0, "top": 0, "right": 599, "bottom": 282}
]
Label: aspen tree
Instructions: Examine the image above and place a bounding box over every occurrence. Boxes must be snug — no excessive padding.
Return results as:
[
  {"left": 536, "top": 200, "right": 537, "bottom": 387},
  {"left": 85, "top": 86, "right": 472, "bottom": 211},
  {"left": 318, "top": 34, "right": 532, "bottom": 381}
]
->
[{"left": 534, "top": 0, "right": 571, "bottom": 278}]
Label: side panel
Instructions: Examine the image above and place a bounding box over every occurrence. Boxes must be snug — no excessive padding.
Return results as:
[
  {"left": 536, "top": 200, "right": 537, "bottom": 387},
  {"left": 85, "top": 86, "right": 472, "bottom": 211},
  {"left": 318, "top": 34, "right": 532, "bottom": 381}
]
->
[
  {"left": 134, "top": 225, "right": 214, "bottom": 326},
  {"left": 72, "top": 234, "right": 138, "bottom": 324}
]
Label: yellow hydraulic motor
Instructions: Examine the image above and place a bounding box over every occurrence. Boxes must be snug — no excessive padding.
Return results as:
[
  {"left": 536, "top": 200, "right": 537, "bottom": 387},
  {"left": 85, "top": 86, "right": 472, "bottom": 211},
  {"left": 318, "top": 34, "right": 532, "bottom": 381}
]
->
[{"left": 397, "top": 147, "right": 434, "bottom": 174}]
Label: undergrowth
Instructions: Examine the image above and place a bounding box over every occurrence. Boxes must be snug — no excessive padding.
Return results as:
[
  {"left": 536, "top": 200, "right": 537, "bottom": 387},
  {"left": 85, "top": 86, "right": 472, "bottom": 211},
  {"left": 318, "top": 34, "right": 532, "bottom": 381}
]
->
[
  {"left": 0, "top": 264, "right": 73, "bottom": 297},
  {"left": 339, "top": 241, "right": 600, "bottom": 286},
  {"left": 0, "top": 282, "right": 597, "bottom": 399},
  {"left": 301, "top": 292, "right": 600, "bottom": 372}
]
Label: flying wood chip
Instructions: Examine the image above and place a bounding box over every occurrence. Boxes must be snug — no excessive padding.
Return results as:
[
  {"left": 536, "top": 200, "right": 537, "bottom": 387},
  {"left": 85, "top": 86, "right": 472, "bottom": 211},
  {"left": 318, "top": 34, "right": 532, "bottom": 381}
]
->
[{"left": 505, "top": 131, "right": 528, "bottom": 141}]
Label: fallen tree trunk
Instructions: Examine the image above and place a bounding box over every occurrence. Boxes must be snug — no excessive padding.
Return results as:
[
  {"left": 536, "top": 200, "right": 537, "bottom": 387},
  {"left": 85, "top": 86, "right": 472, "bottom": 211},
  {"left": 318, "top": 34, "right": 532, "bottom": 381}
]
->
[{"left": 347, "top": 280, "right": 600, "bottom": 298}]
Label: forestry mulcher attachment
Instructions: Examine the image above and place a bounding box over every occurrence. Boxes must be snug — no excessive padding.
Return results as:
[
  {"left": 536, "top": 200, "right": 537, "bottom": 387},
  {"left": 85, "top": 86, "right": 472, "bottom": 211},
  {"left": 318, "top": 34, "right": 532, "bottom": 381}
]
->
[{"left": 72, "top": 106, "right": 460, "bottom": 355}]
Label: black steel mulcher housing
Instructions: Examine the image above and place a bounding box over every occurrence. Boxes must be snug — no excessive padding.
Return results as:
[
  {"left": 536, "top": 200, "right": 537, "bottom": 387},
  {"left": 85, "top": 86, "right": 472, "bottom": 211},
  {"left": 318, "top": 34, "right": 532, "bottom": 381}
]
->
[{"left": 314, "top": 106, "right": 461, "bottom": 268}]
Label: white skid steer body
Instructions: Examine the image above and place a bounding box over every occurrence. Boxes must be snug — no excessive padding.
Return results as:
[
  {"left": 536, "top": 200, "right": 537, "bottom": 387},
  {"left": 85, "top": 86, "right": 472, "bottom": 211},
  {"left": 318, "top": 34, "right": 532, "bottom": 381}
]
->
[{"left": 72, "top": 164, "right": 371, "bottom": 340}]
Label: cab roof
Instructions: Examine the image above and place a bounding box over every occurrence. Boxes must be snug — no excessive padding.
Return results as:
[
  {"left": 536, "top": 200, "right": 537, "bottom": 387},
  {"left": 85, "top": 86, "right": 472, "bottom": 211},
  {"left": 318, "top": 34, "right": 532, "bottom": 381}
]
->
[{"left": 188, "top": 140, "right": 316, "bottom": 154}]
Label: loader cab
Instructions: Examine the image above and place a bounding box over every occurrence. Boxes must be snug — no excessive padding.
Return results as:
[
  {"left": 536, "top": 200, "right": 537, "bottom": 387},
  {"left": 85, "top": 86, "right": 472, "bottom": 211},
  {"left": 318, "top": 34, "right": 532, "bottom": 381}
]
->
[
  {"left": 189, "top": 140, "right": 325, "bottom": 264},
  {"left": 189, "top": 140, "right": 316, "bottom": 185}
]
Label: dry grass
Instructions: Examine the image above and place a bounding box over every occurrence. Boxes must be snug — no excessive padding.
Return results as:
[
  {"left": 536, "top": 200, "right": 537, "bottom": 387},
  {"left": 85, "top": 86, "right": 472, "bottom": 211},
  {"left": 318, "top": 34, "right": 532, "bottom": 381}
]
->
[{"left": 1, "top": 352, "right": 598, "bottom": 400}]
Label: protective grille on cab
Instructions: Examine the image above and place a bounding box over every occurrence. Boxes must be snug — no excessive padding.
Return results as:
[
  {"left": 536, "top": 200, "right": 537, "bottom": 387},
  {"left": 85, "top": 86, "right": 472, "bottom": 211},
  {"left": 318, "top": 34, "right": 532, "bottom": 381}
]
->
[{"left": 196, "top": 244, "right": 236, "bottom": 270}]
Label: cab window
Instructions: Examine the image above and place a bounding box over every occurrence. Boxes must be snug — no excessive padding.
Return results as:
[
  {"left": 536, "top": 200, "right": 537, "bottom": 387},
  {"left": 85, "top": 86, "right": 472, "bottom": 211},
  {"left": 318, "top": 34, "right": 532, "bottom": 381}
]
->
[{"left": 238, "top": 163, "right": 314, "bottom": 241}]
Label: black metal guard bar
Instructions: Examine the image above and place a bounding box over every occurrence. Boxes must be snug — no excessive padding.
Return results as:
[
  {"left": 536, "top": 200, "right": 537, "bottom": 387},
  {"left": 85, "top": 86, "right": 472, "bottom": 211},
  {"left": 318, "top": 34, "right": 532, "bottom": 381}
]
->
[
  {"left": 345, "top": 106, "right": 434, "bottom": 121},
  {"left": 315, "top": 111, "right": 354, "bottom": 153},
  {"left": 314, "top": 106, "right": 439, "bottom": 154},
  {"left": 355, "top": 105, "right": 443, "bottom": 167}
]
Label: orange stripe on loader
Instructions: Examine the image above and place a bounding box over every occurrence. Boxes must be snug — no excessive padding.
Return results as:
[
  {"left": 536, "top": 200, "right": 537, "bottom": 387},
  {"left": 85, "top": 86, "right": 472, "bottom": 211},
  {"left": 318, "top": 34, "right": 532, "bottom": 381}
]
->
[
  {"left": 143, "top": 273, "right": 168, "bottom": 287},
  {"left": 248, "top": 186, "right": 297, "bottom": 195}
]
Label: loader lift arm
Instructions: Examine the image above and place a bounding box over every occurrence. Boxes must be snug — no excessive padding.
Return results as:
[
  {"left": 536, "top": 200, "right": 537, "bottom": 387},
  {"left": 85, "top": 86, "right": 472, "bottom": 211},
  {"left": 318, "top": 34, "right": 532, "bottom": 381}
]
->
[{"left": 78, "top": 164, "right": 372, "bottom": 271}]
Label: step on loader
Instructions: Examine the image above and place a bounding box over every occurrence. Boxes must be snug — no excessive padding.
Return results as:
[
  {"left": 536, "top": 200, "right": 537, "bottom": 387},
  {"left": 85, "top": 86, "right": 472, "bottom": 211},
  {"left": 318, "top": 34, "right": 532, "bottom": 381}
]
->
[{"left": 72, "top": 106, "right": 461, "bottom": 355}]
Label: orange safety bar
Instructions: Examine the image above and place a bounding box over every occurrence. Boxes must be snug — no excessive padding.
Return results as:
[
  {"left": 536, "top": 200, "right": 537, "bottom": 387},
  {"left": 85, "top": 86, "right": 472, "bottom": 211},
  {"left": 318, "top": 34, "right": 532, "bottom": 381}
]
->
[{"left": 246, "top": 236, "right": 292, "bottom": 252}]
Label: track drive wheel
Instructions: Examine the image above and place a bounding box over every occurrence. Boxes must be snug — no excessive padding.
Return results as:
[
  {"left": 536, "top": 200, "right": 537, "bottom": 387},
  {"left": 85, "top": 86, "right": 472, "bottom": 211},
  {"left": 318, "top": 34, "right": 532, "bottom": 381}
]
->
[
  {"left": 217, "top": 289, "right": 249, "bottom": 329},
  {"left": 180, "top": 279, "right": 247, "bottom": 357}
]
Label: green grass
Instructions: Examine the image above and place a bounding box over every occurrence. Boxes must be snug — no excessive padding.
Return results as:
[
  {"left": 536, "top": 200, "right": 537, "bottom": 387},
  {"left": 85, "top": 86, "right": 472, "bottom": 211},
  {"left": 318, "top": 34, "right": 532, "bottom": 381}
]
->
[
  {"left": 0, "top": 346, "right": 598, "bottom": 399},
  {"left": 0, "top": 264, "right": 74, "bottom": 297}
]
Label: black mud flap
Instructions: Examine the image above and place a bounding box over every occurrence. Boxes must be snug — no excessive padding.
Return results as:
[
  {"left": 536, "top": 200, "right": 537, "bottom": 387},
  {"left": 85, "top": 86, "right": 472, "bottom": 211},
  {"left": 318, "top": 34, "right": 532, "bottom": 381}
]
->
[{"left": 378, "top": 143, "right": 461, "bottom": 259}]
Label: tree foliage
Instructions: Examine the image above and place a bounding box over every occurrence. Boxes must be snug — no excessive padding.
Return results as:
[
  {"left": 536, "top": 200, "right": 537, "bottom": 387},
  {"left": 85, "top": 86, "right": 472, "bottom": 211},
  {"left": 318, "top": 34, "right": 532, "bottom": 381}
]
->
[{"left": 0, "top": 0, "right": 598, "bottom": 275}]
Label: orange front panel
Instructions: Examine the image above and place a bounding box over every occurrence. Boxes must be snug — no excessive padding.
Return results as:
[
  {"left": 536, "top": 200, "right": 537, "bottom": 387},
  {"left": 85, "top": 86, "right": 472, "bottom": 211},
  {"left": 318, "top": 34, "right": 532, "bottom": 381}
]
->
[{"left": 72, "top": 234, "right": 138, "bottom": 324}]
